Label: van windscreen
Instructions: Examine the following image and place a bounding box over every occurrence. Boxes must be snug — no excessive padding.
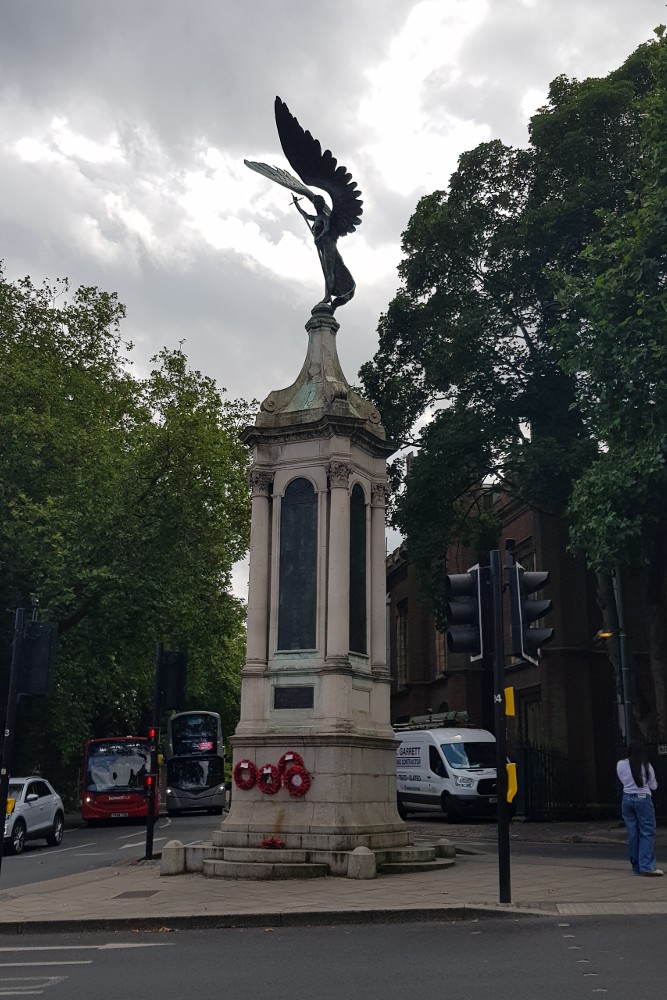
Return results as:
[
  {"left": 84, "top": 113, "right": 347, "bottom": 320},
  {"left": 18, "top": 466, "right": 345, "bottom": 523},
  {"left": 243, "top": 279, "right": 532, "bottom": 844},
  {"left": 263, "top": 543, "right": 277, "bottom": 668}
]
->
[{"left": 440, "top": 742, "right": 495, "bottom": 770}]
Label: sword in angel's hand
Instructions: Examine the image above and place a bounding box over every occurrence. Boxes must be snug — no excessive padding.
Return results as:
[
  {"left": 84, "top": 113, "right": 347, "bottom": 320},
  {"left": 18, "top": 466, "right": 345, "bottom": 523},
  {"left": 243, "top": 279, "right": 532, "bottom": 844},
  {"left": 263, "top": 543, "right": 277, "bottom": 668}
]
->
[{"left": 244, "top": 97, "right": 363, "bottom": 311}]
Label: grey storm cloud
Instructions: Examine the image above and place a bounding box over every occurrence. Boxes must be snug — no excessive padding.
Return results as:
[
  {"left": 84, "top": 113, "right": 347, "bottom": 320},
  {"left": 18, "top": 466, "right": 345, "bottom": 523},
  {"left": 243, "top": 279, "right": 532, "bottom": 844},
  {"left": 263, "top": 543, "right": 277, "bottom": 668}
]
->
[
  {"left": 0, "top": 0, "right": 662, "bottom": 405},
  {"left": 1, "top": 0, "right": 662, "bottom": 595},
  {"left": 0, "top": 0, "right": 407, "bottom": 156}
]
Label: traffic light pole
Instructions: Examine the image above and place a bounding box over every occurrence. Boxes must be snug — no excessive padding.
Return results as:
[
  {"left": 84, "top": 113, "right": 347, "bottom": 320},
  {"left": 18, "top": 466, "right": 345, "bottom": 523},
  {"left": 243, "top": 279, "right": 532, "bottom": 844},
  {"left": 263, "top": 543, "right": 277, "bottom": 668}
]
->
[
  {"left": 144, "top": 641, "right": 162, "bottom": 860},
  {"left": 0, "top": 609, "right": 24, "bottom": 882},
  {"left": 490, "top": 549, "right": 511, "bottom": 904}
]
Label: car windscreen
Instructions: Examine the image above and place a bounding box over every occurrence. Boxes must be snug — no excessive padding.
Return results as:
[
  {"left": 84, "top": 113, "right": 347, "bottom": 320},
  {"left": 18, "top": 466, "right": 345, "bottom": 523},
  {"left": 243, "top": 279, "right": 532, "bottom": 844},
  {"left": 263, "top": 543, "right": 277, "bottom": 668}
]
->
[
  {"left": 440, "top": 741, "right": 495, "bottom": 770},
  {"left": 8, "top": 782, "right": 22, "bottom": 797},
  {"left": 86, "top": 742, "right": 149, "bottom": 793}
]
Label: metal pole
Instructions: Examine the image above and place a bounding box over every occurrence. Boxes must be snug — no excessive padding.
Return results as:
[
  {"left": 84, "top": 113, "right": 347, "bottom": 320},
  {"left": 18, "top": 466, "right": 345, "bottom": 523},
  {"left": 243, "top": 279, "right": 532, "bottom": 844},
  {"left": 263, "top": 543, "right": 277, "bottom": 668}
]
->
[
  {"left": 0, "top": 609, "right": 25, "bottom": 880},
  {"left": 144, "top": 641, "right": 161, "bottom": 860},
  {"left": 491, "top": 549, "right": 511, "bottom": 904},
  {"left": 612, "top": 566, "right": 631, "bottom": 743}
]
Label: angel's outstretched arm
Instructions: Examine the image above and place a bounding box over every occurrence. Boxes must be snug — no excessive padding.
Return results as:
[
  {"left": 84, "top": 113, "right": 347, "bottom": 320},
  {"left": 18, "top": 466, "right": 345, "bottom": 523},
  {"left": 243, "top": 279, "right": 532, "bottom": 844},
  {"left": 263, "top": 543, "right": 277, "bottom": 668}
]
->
[{"left": 291, "top": 195, "right": 315, "bottom": 225}]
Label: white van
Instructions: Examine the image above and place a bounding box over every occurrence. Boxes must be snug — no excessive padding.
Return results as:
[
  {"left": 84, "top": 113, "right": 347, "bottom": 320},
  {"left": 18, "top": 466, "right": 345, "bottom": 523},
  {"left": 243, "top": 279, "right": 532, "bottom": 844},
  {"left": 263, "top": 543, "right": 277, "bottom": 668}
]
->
[{"left": 395, "top": 726, "right": 498, "bottom": 822}]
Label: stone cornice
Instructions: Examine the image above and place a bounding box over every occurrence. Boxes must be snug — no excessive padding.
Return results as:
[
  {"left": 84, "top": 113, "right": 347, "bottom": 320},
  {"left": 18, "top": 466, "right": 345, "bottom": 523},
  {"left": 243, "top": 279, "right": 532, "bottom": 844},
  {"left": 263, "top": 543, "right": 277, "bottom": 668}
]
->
[{"left": 241, "top": 413, "right": 395, "bottom": 459}]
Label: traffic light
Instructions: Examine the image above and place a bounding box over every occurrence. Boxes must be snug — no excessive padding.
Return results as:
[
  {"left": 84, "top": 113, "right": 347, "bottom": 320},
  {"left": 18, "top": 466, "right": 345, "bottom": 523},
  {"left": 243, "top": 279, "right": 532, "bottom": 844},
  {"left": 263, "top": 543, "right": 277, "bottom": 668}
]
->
[
  {"left": 18, "top": 619, "right": 58, "bottom": 697},
  {"left": 508, "top": 562, "right": 554, "bottom": 665},
  {"left": 144, "top": 773, "right": 156, "bottom": 799},
  {"left": 445, "top": 565, "right": 485, "bottom": 661},
  {"left": 157, "top": 650, "right": 187, "bottom": 711},
  {"left": 146, "top": 727, "right": 158, "bottom": 753}
]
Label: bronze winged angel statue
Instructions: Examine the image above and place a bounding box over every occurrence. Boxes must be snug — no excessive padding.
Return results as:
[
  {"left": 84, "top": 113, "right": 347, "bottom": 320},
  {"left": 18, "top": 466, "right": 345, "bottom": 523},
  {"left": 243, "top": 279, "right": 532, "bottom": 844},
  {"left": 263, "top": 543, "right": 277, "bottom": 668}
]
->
[{"left": 245, "top": 97, "right": 363, "bottom": 311}]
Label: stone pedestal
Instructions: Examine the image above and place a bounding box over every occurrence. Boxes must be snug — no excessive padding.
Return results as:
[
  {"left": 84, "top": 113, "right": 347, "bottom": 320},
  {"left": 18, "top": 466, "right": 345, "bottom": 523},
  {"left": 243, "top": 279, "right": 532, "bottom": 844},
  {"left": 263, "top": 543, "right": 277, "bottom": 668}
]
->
[{"left": 220, "top": 305, "right": 409, "bottom": 851}]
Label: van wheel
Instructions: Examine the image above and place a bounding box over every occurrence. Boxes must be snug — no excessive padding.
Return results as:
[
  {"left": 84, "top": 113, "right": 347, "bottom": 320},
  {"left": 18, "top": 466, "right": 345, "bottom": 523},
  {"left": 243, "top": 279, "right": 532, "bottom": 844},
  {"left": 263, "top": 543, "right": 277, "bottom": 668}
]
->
[
  {"left": 397, "top": 796, "right": 409, "bottom": 820},
  {"left": 442, "top": 793, "right": 460, "bottom": 823}
]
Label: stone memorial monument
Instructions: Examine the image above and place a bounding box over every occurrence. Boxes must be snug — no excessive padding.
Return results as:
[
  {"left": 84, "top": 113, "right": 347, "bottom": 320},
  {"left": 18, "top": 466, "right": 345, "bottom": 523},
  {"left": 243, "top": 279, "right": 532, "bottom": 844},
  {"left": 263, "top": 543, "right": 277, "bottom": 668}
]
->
[{"left": 217, "top": 98, "right": 410, "bottom": 863}]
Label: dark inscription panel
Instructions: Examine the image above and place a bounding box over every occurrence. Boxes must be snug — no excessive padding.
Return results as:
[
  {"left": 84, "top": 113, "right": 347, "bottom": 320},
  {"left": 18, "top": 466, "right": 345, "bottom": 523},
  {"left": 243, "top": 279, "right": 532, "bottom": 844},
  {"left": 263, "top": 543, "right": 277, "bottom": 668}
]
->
[
  {"left": 278, "top": 478, "right": 317, "bottom": 649},
  {"left": 274, "top": 686, "right": 315, "bottom": 710},
  {"left": 349, "top": 482, "right": 367, "bottom": 654}
]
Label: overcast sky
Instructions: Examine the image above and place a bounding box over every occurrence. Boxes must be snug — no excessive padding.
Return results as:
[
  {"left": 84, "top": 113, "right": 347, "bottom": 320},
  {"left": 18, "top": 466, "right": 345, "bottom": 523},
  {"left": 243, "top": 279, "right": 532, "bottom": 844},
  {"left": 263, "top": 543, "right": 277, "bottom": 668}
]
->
[{"left": 1, "top": 0, "right": 663, "bottom": 595}]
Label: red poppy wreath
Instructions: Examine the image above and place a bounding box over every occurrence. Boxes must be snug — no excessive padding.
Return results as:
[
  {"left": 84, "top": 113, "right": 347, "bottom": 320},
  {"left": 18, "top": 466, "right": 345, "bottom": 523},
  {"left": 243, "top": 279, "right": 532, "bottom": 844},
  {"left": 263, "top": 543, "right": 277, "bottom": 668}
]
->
[
  {"left": 277, "top": 750, "right": 305, "bottom": 775},
  {"left": 283, "top": 764, "right": 312, "bottom": 798},
  {"left": 233, "top": 759, "right": 257, "bottom": 791},
  {"left": 256, "top": 763, "right": 282, "bottom": 795}
]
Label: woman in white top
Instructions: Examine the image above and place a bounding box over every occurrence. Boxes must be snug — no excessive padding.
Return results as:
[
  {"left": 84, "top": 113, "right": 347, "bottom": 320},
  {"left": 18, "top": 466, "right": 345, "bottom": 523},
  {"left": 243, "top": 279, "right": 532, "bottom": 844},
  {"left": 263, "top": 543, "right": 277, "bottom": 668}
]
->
[{"left": 616, "top": 740, "right": 662, "bottom": 876}]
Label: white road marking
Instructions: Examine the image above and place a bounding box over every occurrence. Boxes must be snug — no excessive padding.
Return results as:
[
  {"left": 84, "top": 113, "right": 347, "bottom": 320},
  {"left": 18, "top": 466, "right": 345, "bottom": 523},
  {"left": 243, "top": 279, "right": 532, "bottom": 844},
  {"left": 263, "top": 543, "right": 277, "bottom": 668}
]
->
[
  {"left": 43, "top": 842, "right": 96, "bottom": 854},
  {"left": 0, "top": 963, "right": 92, "bottom": 968},
  {"left": 0, "top": 945, "right": 171, "bottom": 953},
  {"left": 0, "top": 975, "right": 66, "bottom": 996},
  {"left": 119, "top": 837, "right": 166, "bottom": 849}
]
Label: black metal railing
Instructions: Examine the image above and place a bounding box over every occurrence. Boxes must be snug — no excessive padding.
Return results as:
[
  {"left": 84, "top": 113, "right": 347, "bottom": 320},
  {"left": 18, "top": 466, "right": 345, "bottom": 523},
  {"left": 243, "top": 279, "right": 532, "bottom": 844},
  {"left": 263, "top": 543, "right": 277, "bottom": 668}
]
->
[
  {"left": 514, "top": 742, "right": 589, "bottom": 821},
  {"left": 514, "top": 741, "right": 667, "bottom": 822}
]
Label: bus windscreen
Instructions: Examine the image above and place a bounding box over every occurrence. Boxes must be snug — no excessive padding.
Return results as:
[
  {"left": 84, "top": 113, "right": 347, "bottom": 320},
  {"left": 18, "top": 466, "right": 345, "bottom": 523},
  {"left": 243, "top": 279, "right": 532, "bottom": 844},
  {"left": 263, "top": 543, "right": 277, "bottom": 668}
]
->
[
  {"left": 167, "top": 756, "right": 224, "bottom": 791},
  {"left": 85, "top": 740, "right": 149, "bottom": 794}
]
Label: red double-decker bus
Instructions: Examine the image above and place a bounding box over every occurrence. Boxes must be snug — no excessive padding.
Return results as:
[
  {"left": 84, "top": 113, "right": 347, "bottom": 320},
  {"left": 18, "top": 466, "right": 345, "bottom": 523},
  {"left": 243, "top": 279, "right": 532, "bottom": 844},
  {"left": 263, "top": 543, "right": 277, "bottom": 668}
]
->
[{"left": 82, "top": 736, "right": 158, "bottom": 822}]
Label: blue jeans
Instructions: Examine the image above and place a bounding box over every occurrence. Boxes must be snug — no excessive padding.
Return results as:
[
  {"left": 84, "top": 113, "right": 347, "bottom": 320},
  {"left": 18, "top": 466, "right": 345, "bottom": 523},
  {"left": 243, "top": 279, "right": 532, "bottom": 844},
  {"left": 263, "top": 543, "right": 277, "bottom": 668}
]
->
[{"left": 621, "top": 793, "right": 657, "bottom": 873}]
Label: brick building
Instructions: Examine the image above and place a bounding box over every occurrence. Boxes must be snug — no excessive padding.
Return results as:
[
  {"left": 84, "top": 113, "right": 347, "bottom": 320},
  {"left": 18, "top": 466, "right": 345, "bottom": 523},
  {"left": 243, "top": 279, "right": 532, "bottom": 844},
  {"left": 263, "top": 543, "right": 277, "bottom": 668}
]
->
[{"left": 385, "top": 493, "right": 655, "bottom": 813}]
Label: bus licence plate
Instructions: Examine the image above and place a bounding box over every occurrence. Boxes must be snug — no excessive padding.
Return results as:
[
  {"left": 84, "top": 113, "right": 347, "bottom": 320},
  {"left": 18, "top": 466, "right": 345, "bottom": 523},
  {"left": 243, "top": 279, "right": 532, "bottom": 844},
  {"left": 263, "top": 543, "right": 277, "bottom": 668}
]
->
[
  {"left": 489, "top": 797, "right": 498, "bottom": 804},
  {"left": 111, "top": 812, "right": 128, "bottom": 818}
]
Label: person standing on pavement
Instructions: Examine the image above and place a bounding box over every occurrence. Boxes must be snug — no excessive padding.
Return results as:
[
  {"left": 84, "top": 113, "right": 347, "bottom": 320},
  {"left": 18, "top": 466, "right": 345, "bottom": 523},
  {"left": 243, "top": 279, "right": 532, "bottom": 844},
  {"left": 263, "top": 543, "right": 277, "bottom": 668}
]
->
[{"left": 617, "top": 740, "right": 663, "bottom": 876}]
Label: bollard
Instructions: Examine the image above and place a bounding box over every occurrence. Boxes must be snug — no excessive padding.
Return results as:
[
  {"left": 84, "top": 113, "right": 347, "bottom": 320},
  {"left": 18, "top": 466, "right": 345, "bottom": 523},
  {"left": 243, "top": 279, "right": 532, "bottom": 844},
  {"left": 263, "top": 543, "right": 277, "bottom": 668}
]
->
[
  {"left": 160, "top": 839, "right": 186, "bottom": 876},
  {"left": 346, "top": 846, "right": 376, "bottom": 879}
]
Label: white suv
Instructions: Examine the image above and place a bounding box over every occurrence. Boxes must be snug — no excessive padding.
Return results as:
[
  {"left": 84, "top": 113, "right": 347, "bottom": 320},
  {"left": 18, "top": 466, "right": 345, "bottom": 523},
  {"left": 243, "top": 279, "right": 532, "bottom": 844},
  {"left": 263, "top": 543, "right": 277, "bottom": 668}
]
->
[{"left": 4, "top": 777, "right": 65, "bottom": 855}]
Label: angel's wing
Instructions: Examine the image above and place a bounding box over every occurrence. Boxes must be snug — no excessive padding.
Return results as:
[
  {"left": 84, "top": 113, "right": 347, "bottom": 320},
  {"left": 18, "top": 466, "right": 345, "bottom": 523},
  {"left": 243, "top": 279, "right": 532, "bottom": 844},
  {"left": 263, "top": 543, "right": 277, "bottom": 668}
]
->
[
  {"left": 244, "top": 159, "right": 316, "bottom": 202},
  {"left": 274, "top": 97, "right": 363, "bottom": 240}
]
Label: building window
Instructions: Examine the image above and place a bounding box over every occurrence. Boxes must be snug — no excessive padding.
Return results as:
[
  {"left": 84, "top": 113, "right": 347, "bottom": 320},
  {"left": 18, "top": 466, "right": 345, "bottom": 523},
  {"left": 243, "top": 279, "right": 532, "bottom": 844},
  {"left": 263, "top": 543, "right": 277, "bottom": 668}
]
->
[
  {"left": 277, "top": 477, "right": 317, "bottom": 649},
  {"left": 396, "top": 600, "right": 408, "bottom": 688},
  {"left": 518, "top": 686, "right": 543, "bottom": 745},
  {"left": 349, "top": 483, "right": 367, "bottom": 654}
]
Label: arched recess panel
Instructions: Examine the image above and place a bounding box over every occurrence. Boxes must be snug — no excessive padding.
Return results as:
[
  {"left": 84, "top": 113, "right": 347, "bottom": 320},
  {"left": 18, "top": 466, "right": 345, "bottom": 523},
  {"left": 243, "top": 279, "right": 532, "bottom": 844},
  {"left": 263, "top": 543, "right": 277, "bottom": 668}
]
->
[
  {"left": 349, "top": 482, "right": 367, "bottom": 654},
  {"left": 277, "top": 477, "right": 317, "bottom": 650}
]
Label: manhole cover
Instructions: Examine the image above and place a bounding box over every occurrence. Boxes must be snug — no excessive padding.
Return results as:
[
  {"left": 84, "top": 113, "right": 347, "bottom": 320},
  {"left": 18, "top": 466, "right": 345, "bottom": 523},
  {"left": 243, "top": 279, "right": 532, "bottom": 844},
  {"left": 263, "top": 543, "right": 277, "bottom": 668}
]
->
[{"left": 113, "top": 890, "right": 160, "bottom": 899}]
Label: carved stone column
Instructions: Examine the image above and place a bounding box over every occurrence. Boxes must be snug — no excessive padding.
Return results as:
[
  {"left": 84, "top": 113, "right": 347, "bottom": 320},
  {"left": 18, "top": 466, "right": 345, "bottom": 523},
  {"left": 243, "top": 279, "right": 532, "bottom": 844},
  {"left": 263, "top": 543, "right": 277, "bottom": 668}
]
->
[
  {"left": 244, "top": 469, "right": 273, "bottom": 669},
  {"left": 326, "top": 460, "right": 351, "bottom": 662},
  {"left": 370, "top": 482, "right": 389, "bottom": 676}
]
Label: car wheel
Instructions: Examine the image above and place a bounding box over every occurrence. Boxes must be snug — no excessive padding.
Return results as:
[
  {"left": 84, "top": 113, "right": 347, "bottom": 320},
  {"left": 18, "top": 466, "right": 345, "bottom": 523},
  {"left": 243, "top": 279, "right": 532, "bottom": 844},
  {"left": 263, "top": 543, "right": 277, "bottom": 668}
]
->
[
  {"left": 46, "top": 812, "right": 64, "bottom": 846},
  {"left": 397, "top": 795, "right": 409, "bottom": 820},
  {"left": 442, "top": 793, "right": 460, "bottom": 823},
  {"left": 9, "top": 818, "right": 27, "bottom": 855}
]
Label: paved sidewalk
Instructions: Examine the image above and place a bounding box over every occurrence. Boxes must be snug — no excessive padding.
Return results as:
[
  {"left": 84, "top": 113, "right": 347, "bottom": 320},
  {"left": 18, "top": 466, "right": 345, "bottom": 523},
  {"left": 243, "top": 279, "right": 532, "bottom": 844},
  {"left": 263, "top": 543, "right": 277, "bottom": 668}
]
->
[{"left": 1, "top": 820, "right": 667, "bottom": 932}]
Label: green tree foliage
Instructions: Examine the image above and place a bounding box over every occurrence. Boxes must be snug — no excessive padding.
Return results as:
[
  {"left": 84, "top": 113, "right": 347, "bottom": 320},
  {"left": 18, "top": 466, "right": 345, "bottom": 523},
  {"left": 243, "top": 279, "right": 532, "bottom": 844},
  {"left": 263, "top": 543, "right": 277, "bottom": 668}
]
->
[
  {"left": 0, "top": 267, "right": 252, "bottom": 796},
  {"left": 554, "top": 30, "right": 667, "bottom": 734},
  {"left": 360, "top": 33, "right": 666, "bottom": 728}
]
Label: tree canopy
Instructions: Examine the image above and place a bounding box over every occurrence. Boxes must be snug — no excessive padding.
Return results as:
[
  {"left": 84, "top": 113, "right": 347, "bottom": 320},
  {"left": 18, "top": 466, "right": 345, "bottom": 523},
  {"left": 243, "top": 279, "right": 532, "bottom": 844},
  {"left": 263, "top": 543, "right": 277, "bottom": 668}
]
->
[
  {"left": 360, "top": 31, "right": 667, "bottom": 732},
  {"left": 0, "top": 267, "right": 252, "bottom": 796}
]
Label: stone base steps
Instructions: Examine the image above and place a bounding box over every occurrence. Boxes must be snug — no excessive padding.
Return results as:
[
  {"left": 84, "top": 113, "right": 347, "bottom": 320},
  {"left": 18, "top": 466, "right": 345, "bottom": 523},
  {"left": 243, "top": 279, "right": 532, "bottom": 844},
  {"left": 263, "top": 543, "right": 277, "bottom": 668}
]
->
[
  {"left": 203, "top": 859, "right": 329, "bottom": 880},
  {"left": 224, "top": 847, "right": 309, "bottom": 864},
  {"left": 165, "top": 838, "right": 457, "bottom": 880},
  {"left": 379, "top": 858, "right": 456, "bottom": 875}
]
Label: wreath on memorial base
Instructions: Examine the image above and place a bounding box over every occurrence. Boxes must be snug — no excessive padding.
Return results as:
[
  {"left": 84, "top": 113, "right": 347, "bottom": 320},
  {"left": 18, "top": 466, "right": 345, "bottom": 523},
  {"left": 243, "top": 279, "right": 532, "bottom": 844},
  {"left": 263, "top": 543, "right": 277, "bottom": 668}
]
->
[
  {"left": 233, "top": 759, "right": 257, "bottom": 791},
  {"left": 278, "top": 750, "right": 305, "bottom": 775},
  {"left": 257, "top": 763, "right": 282, "bottom": 795},
  {"left": 283, "top": 764, "right": 312, "bottom": 798}
]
